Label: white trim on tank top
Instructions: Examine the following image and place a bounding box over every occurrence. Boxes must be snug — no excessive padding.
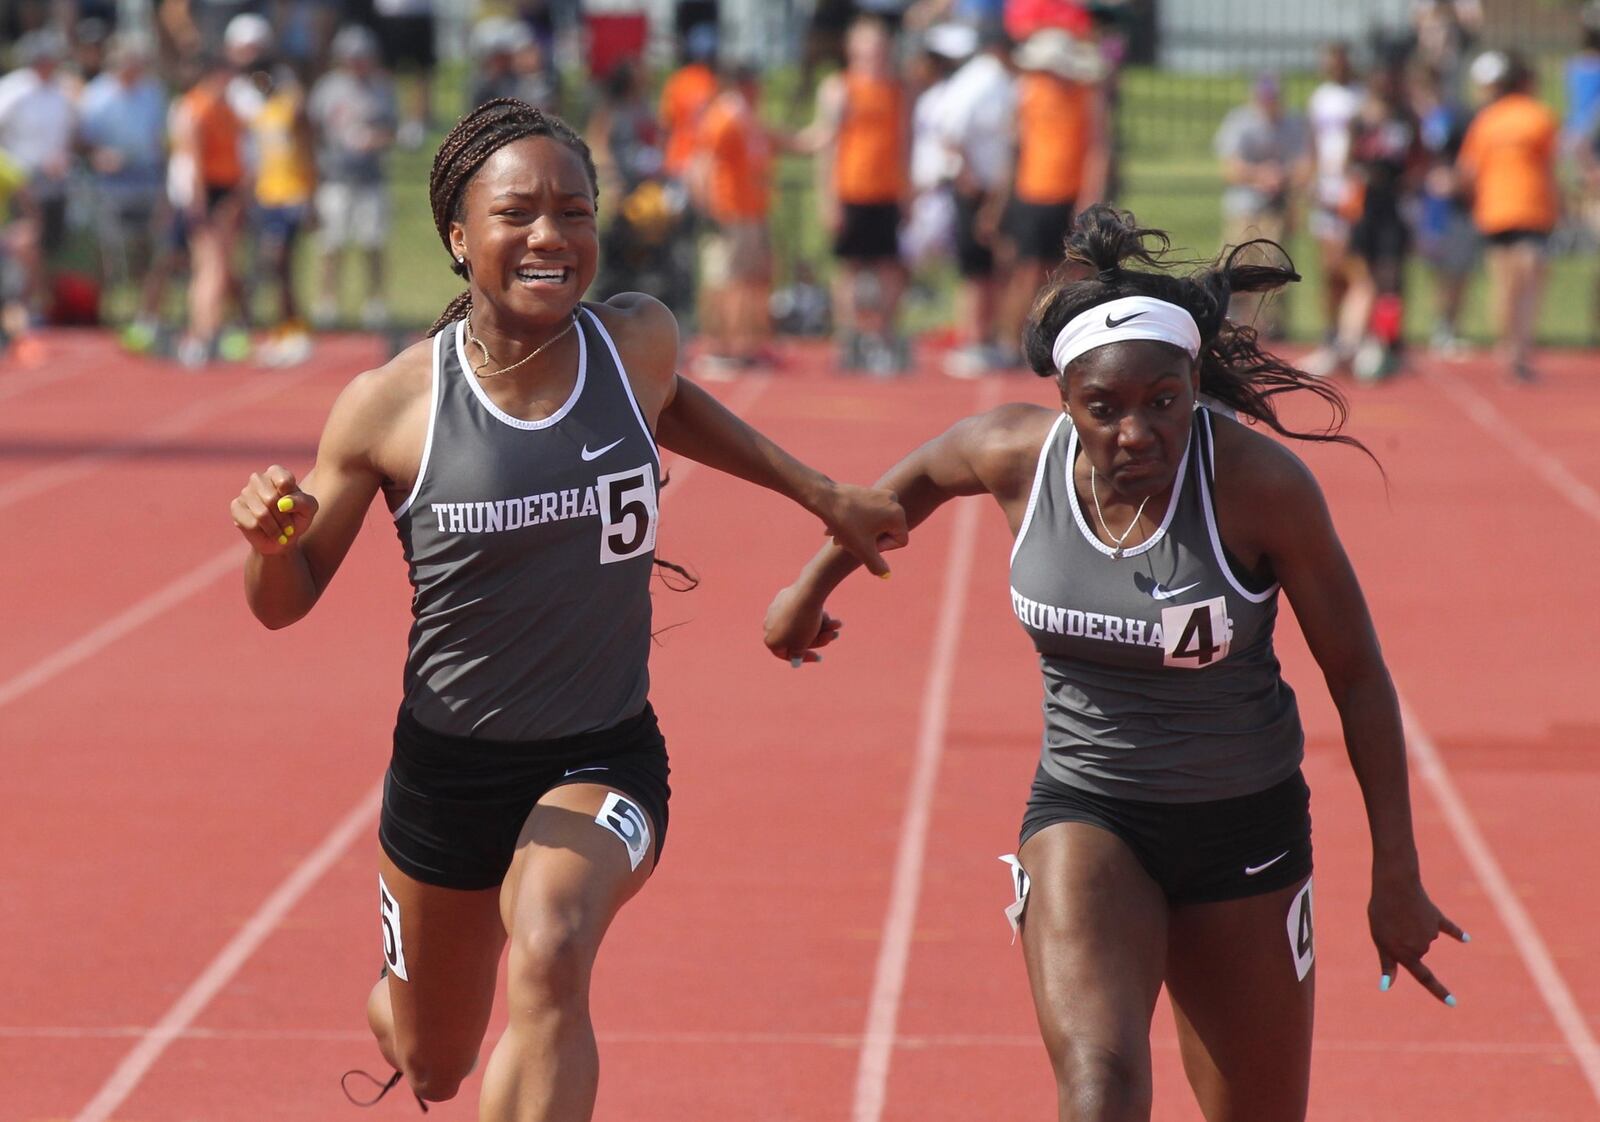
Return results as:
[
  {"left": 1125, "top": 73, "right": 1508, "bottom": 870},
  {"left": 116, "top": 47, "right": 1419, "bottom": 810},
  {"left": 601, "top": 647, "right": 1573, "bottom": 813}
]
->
[
  {"left": 453, "top": 316, "right": 588, "bottom": 431},
  {"left": 1010, "top": 412, "right": 1067, "bottom": 566},
  {"left": 392, "top": 328, "right": 446, "bottom": 521},
  {"left": 1063, "top": 420, "right": 1191, "bottom": 560},
  {"left": 1195, "top": 408, "right": 1279, "bottom": 604},
  {"left": 580, "top": 306, "right": 659, "bottom": 468}
]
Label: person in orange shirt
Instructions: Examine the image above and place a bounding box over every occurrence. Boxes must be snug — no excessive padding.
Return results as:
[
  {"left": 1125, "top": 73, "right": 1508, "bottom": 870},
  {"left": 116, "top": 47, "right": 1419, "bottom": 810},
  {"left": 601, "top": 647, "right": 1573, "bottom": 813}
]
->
[
  {"left": 691, "top": 62, "right": 775, "bottom": 374},
  {"left": 801, "top": 16, "right": 910, "bottom": 373},
  {"left": 171, "top": 53, "right": 246, "bottom": 367},
  {"left": 658, "top": 23, "right": 719, "bottom": 189},
  {"left": 994, "top": 27, "right": 1107, "bottom": 367},
  {"left": 1458, "top": 50, "right": 1560, "bottom": 382}
]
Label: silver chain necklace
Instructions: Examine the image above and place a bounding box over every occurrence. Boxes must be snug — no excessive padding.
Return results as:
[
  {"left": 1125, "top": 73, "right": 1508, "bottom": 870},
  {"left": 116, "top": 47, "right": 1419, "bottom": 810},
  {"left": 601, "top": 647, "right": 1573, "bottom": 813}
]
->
[
  {"left": 1089, "top": 463, "right": 1151, "bottom": 560},
  {"left": 465, "top": 311, "right": 577, "bottom": 379}
]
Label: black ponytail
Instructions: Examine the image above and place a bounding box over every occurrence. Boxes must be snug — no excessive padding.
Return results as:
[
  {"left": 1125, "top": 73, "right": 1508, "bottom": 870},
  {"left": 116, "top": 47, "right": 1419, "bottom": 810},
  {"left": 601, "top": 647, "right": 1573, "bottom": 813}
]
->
[{"left": 1023, "top": 205, "right": 1371, "bottom": 460}]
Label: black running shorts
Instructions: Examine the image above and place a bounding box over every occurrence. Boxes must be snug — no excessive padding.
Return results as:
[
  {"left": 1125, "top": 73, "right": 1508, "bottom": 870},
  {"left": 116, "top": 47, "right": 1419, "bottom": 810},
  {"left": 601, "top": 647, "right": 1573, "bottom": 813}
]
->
[
  {"left": 380, "top": 703, "right": 671, "bottom": 890},
  {"left": 1019, "top": 767, "right": 1312, "bottom": 905}
]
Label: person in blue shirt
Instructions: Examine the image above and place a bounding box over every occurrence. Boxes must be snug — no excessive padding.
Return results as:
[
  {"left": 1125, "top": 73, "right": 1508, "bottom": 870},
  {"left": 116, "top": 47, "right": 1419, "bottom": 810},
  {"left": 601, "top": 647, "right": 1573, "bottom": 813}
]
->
[{"left": 79, "top": 32, "right": 169, "bottom": 328}]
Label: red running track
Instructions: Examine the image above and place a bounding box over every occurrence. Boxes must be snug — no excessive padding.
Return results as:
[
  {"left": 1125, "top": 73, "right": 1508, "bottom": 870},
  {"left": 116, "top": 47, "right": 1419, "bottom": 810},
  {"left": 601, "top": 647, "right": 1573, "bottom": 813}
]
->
[{"left": 1, "top": 332, "right": 1597, "bottom": 1121}]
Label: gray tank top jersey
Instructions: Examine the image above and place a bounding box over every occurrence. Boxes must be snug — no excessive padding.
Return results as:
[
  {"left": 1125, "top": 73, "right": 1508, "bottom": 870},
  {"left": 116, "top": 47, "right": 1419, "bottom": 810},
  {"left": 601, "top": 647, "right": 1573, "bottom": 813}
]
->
[
  {"left": 1007, "top": 407, "right": 1304, "bottom": 802},
  {"left": 394, "top": 307, "right": 661, "bottom": 741}
]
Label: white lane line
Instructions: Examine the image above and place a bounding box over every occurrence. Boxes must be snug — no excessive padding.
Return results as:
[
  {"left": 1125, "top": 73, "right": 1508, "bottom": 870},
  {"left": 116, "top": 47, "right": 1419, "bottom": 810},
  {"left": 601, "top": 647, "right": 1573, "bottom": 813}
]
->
[
  {"left": 1404, "top": 704, "right": 1600, "bottom": 1105},
  {"left": 0, "top": 544, "right": 243, "bottom": 709},
  {"left": 1425, "top": 368, "right": 1600, "bottom": 522},
  {"left": 72, "top": 785, "right": 383, "bottom": 1122},
  {"left": 1418, "top": 365, "right": 1600, "bottom": 1106},
  {"left": 851, "top": 382, "right": 995, "bottom": 1122},
  {"left": 59, "top": 371, "right": 768, "bottom": 1121},
  {"left": 0, "top": 365, "right": 321, "bottom": 512}
]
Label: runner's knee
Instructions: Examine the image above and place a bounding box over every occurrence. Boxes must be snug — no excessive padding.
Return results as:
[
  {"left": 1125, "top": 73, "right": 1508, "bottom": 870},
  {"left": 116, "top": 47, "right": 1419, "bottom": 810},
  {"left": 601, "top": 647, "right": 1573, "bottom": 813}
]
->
[
  {"left": 397, "top": 1047, "right": 477, "bottom": 1103},
  {"left": 506, "top": 914, "right": 594, "bottom": 1012},
  {"left": 1046, "top": 1038, "right": 1151, "bottom": 1122}
]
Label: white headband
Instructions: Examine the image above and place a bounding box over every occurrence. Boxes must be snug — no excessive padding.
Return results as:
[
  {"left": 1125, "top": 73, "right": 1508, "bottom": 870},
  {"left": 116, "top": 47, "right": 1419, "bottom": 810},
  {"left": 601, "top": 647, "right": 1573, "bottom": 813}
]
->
[{"left": 1051, "top": 295, "right": 1202, "bottom": 374}]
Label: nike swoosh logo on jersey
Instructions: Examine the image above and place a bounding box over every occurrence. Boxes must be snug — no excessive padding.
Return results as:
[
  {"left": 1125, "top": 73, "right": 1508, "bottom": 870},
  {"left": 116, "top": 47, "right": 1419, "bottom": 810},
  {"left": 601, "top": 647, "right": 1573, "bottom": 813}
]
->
[
  {"left": 1244, "top": 851, "right": 1290, "bottom": 876},
  {"left": 580, "top": 438, "right": 625, "bottom": 461},
  {"left": 1105, "top": 311, "right": 1145, "bottom": 328},
  {"left": 1149, "top": 581, "right": 1201, "bottom": 600},
  {"left": 562, "top": 765, "right": 609, "bottom": 778}
]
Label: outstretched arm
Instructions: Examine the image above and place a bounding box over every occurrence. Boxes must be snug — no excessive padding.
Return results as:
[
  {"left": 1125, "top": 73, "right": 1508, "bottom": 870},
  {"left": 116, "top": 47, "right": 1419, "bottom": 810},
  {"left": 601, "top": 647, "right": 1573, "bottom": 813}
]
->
[
  {"left": 654, "top": 375, "right": 907, "bottom": 574},
  {"left": 601, "top": 293, "right": 908, "bottom": 575},
  {"left": 1251, "top": 443, "right": 1467, "bottom": 1004},
  {"left": 764, "top": 404, "right": 1049, "bottom": 661}
]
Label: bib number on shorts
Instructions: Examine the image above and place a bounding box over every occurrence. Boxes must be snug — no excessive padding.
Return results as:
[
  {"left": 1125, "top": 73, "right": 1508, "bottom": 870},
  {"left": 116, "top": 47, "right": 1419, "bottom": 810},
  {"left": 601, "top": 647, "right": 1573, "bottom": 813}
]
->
[
  {"left": 378, "top": 873, "right": 410, "bottom": 982},
  {"left": 999, "top": 854, "right": 1031, "bottom": 943},
  {"left": 1286, "top": 879, "right": 1314, "bottom": 982},
  {"left": 597, "top": 467, "right": 657, "bottom": 564},
  {"left": 1161, "top": 596, "right": 1232, "bottom": 669},
  {"left": 596, "top": 792, "right": 651, "bottom": 871}
]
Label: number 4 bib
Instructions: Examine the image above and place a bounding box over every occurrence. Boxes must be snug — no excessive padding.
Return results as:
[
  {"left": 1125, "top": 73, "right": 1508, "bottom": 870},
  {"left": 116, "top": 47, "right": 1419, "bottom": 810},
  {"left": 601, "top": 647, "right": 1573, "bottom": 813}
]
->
[{"left": 1161, "top": 595, "right": 1233, "bottom": 668}]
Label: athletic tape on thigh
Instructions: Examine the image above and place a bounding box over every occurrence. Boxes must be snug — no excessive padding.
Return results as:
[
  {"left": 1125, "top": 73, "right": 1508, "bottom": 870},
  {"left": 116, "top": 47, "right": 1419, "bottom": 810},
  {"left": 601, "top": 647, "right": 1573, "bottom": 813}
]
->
[
  {"left": 378, "top": 873, "right": 410, "bottom": 982},
  {"left": 999, "top": 854, "right": 1031, "bottom": 943},
  {"left": 1286, "top": 878, "right": 1314, "bottom": 982},
  {"left": 595, "top": 791, "right": 651, "bottom": 872}
]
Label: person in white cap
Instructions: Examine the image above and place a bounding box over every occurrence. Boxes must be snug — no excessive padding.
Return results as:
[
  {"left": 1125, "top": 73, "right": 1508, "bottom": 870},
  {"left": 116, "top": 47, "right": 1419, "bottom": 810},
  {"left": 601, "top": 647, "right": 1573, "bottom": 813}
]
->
[
  {"left": 308, "top": 24, "right": 399, "bottom": 329},
  {"left": 899, "top": 22, "right": 975, "bottom": 269},
  {"left": 992, "top": 27, "right": 1108, "bottom": 370},
  {"left": 766, "top": 204, "right": 1464, "bottom": 1122}
]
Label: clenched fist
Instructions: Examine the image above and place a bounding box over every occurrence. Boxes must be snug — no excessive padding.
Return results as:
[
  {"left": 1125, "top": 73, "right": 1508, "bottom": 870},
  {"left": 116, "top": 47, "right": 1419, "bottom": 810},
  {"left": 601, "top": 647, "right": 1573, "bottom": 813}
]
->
[{"left": 231, "top": 465, "right": 319, "bottom": 556}]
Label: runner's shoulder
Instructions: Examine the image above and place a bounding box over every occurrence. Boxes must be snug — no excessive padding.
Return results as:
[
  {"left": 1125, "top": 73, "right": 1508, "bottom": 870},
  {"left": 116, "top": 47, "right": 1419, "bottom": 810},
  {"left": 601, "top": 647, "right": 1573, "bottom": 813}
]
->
[
  {"left": 952, "top": 403, "right": 1060, "bottom": 495},
  {"left": 322, "top": 335, "right": 436, "bottom": 452}
]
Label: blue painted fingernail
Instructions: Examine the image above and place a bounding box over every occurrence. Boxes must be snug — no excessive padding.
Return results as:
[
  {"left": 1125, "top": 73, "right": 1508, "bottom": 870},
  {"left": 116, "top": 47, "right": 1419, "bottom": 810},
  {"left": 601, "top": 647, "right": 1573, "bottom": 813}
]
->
[
  {"left": 1461, "top": 932, "right": 1472, "bottom": 943},
  {"left": 1445, "top": 994, "right": 1457, "bottom": 1007},
  {"left": 789, "top": 657, "right": 802, "bottom": 669},
  {"left": 1379, "top": 975, "right": 1392, "bottom": 992},
  {"left": 814, "top": 654, "right": 823, "bottom": 663}
]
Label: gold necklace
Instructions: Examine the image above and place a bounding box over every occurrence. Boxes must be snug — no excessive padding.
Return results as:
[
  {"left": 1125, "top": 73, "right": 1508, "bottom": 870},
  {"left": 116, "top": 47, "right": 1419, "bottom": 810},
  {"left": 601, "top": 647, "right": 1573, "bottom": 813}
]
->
[
  {"left": 465, "top": 311, "right": 577, "bottom": 379},
  {"left": 1089, "top": 462, "right": 1151, "bottom": 560}
]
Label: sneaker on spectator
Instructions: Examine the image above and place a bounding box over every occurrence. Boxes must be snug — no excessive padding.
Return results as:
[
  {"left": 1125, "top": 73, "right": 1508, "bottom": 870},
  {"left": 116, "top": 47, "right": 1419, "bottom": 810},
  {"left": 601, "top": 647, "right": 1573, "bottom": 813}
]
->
[
  {"left": 120, "top": 320, "right": 159, "bottom": 354},
  {"left": 1351, "top": 338, "right": 1396, "bottom": 383},
  {"left": 218, "top": 327, "right": 253, "bottom": 362},
  {"left": 943, "top": 344, "right": 992, "bottom": 379},
  {"left": 176, "top": 335, "right": 211, "bottom": 369},
  {"left": 1301, "top": 345, "right": 1346, "bottom": 378}
]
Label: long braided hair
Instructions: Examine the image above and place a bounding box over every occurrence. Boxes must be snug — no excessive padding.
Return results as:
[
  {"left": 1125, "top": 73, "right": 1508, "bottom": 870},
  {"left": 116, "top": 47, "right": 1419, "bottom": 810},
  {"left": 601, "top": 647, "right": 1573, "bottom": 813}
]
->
[
  {"left": 426, "top": 98, "right": 599, "bottom": 336},
  {"left": 424, "top": 99, "right": 700, "bottom": 595},
  {"left": 1023, "top": 205, "right": 1373, "bottom": 460}
]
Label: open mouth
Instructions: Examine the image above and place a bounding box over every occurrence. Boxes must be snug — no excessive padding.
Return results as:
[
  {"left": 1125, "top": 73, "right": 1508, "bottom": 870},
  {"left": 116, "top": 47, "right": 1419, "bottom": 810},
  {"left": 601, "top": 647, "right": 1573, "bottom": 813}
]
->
[{"left": 514, "top": 265, "right": 572, "bottom": 286}]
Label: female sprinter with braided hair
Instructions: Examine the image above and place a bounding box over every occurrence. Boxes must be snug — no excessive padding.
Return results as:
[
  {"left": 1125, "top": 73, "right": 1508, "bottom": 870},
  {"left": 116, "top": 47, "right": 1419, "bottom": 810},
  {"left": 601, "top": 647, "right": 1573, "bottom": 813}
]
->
[
  {"left": 764, "top": 205, "right": 1464, "bottom": 1122},
  {"left": 228, "top": 99, "right": 907, "bottom": 1117}
]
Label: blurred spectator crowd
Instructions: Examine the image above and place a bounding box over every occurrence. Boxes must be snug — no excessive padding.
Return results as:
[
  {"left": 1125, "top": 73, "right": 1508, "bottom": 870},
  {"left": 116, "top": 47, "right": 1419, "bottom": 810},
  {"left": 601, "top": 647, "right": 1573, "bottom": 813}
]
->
[
  {"left": 2, "top": 0, "right": 1597, "bottom": 382},
  {"left": 1214, "top": 0, "right": 1600, "bottom": 384},
  {"left": 0, "top": 0, "right": 571, "bottom": 367}
]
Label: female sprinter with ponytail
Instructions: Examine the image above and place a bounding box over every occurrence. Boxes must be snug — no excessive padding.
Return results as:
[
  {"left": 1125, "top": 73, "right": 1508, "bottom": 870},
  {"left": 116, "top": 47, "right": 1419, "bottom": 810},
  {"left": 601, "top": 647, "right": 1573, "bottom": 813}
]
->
[
  {"left": 227, "top": 99, "right": 907, "bottom": 1118},
  {"left": 764, "top": 205, "right": 1464, "bottom": 1122}
]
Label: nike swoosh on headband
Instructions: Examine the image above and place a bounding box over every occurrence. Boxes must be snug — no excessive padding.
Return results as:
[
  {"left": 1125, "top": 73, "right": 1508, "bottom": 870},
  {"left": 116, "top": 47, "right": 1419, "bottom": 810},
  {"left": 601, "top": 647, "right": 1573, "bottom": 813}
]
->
[{"left": 1105, "top": 311, "right": 1145, "bottom": 328}]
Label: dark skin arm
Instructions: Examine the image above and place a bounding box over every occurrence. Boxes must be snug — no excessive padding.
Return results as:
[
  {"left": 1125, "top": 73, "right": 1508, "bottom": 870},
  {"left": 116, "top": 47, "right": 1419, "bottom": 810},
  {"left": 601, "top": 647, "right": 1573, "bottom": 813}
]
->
[
  {"left": 596, "top": 293, "right": 909, "bottom": 574},
  {"left": 232, "top": 342, "right": 428, "bottom": 628},
  {"left": 1211, "top": 418, "right": 1466, "bottom": 1003},
  {"left": 764, "top": 403, "right": 1053, "bottom": 660}
]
